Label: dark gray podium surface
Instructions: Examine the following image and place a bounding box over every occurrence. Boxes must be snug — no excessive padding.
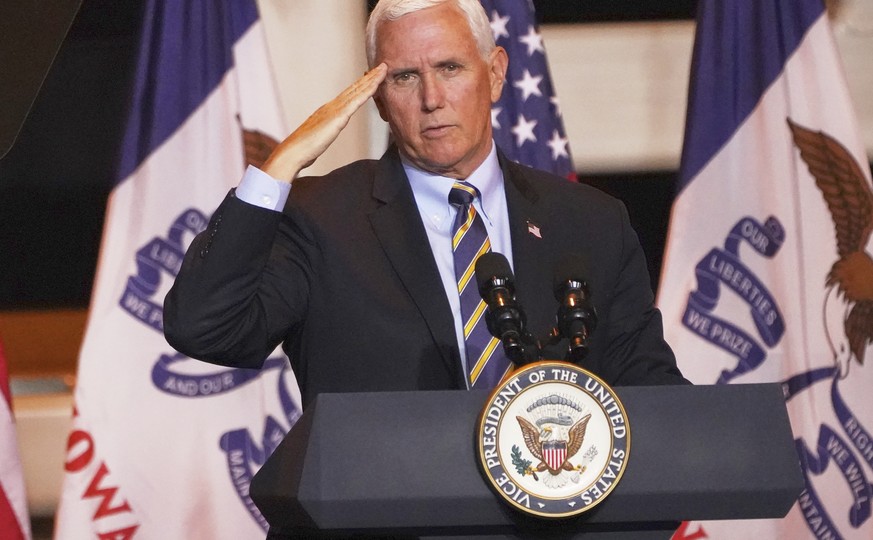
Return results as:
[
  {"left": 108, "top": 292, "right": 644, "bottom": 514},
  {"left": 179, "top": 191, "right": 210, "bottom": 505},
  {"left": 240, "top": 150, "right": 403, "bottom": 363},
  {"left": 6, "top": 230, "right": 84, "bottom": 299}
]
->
[{"left": 252, "top": 383, "right": 802, "bottom": 538}]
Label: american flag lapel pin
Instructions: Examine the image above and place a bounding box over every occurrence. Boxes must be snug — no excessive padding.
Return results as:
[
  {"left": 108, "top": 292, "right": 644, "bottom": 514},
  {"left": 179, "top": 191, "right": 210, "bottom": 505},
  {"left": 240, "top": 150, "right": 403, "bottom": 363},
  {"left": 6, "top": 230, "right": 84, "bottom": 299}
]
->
[{"left": 527, "top": 220, "right": 542, "bottom": 239}]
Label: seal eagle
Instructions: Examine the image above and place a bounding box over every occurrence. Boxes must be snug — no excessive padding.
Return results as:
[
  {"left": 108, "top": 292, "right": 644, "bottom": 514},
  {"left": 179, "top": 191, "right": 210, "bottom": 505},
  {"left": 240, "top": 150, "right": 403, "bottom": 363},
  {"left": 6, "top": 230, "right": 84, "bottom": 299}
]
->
[{"left": 516, "top": 413, "right": 590, "bottom": 475}]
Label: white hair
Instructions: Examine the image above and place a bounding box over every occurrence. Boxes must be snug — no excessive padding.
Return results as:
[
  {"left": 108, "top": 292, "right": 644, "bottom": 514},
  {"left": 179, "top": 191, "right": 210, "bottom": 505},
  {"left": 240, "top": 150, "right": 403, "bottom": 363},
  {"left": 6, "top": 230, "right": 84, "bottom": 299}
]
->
[{"left": 366, "top": 0, "right": 496, "bottom": 67}]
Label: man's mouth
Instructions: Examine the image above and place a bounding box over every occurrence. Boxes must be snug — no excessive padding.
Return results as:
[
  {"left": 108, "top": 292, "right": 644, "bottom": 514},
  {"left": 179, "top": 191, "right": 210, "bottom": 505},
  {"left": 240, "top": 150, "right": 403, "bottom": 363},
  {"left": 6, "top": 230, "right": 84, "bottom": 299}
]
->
[{"left": 422, "top": 124, "right": 453, "bottom": 137}]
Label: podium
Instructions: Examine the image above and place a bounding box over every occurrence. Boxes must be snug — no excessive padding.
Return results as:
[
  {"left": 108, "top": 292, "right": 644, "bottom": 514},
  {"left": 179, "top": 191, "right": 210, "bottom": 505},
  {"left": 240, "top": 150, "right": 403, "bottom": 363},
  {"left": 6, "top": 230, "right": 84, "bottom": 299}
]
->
[{"left": 251, "top": 383, "right": 803, "bottom": 538}]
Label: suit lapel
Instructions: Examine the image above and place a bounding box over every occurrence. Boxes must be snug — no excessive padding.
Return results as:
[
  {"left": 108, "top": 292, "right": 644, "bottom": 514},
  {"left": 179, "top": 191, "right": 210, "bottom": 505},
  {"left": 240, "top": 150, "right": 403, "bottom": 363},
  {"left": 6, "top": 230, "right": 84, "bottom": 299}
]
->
[
  {"left": 367, "top": 149, "right": 463, "bottom": 386},
  {"left": 501, "top": 154, "right": 559, "bottom": 339}
]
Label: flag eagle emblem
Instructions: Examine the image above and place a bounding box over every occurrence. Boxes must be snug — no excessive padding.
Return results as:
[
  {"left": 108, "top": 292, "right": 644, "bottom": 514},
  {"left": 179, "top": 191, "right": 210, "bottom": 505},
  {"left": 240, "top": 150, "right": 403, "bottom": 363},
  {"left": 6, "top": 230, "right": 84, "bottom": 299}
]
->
[{"left": 788, "top": 119, "right": 873, "bottom": 375}]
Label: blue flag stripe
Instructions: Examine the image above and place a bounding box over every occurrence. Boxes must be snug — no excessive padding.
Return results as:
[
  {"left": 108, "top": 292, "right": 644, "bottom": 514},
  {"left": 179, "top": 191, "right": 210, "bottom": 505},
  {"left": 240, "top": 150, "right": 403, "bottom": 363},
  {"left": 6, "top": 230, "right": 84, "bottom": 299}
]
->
[
  {"left": 117, "top": 0, "right": 259, "bottom": 182},
  {"left": 678, "top": 0, "right": 824, "bottom": 192}
]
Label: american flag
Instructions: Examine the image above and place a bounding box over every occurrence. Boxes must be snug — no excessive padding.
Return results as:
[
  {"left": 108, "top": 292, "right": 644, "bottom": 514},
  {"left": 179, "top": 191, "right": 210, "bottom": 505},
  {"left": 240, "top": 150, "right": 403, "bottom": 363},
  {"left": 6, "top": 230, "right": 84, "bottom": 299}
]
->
[{"left": 481, "top": 0, "right": 576, "bottom": 180}]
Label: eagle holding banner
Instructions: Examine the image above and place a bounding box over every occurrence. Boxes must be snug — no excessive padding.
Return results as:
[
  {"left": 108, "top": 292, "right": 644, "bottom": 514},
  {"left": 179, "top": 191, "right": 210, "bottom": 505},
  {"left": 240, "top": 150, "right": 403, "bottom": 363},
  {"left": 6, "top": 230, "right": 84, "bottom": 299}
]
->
[{"left": 787, "top": 119, "right": 873, "bottom": 376}]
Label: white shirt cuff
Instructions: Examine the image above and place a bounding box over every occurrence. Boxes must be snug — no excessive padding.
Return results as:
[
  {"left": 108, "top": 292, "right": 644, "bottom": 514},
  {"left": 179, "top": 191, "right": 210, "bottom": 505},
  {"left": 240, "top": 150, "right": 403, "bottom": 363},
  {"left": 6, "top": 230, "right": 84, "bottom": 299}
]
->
[{"left": 235, "top": 165, "right": 291, "bottom": 211}]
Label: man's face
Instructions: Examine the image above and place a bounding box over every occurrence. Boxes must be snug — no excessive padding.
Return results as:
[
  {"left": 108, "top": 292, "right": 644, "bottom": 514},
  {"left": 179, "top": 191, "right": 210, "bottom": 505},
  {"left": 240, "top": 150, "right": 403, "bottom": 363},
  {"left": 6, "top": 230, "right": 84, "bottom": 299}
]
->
[{"left": 373, "top": 3, "right": 507, "bottom": 179}]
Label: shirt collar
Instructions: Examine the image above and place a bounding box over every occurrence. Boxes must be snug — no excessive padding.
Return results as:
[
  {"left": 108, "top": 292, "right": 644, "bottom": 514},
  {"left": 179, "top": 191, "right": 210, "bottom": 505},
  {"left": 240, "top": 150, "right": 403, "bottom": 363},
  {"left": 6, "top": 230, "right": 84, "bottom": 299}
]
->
[{"left": 401, "top": 142, "right": 502, "bottom": 224}]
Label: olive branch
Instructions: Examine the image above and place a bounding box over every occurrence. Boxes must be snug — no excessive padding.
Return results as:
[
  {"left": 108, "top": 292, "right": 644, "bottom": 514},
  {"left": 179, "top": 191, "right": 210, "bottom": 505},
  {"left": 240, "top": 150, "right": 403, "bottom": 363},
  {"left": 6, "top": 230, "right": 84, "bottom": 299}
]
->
[{"left": 511, "top": 445, "right": 538, "bottom": 480}]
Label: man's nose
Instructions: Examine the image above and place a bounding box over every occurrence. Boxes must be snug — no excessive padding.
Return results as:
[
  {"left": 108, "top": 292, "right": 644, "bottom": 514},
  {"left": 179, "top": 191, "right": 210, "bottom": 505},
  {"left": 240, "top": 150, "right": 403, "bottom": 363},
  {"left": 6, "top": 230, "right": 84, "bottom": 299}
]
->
[{"left": 419, "top": 72, "right": 445, "bottom": 112}]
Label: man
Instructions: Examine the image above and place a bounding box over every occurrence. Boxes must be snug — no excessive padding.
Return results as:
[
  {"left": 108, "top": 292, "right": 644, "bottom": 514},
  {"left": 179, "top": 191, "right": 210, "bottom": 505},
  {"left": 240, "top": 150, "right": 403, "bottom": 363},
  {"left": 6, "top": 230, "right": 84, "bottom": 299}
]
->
[{"left": 163, "top": 0, "right": 688, "bottom": 407}]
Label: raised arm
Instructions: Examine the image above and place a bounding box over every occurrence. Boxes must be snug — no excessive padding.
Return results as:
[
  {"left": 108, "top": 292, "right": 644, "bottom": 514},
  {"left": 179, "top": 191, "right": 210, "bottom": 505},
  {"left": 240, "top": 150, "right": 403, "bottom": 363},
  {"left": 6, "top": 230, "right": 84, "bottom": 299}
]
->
[{"left": 163, "top": 64, "right": 387, "bottom": 368}]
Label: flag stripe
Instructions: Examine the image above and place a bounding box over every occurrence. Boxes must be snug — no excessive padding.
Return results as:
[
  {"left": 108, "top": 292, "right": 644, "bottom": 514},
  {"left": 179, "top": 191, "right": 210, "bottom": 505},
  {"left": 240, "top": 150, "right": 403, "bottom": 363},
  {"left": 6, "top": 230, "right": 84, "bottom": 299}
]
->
[
  {"left": 118, "top": 0, "right": 259, "bottom": 181},
  {"left": 678, "top": 0, "right": 825, "bottom": 191},
  {"left": 0, "top": 339, "right": 28, "bottom": 540},
  {"left": 0, "top": 488, "right": 25, "bottom": 540}
]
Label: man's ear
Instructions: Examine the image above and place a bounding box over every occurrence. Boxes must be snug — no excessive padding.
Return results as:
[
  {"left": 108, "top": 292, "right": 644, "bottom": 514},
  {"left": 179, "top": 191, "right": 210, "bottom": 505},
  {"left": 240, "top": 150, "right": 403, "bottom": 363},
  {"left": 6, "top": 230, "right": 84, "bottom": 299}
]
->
[{"left": 489, "top": 46, "right": 509, "bottom": 103}]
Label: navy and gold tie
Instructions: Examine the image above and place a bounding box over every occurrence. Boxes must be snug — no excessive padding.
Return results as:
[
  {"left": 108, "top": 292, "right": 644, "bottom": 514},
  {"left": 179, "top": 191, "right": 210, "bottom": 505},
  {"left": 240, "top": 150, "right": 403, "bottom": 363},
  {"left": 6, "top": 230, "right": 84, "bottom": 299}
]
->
[{"left": 449, "top": 182, "right": 512, "bottom": 389}]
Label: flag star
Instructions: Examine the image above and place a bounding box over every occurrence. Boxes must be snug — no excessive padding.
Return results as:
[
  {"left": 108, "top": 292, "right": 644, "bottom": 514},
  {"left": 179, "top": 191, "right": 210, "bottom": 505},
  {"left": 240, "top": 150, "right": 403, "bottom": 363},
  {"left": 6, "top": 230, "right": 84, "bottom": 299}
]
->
[
  {"left": 490, "top": 10, "right": 510, "bottom": 41},
  {"left": 513, "top": 69, "right": 543, "bottom": 102},
  {"left": 518, "top": 25, "right": 544, "bottom": 56},
  {"left": 550, "top": 96, "right": 563, "bottom": 117},
  {"left": 491, "top": 106, "right": 503, "bottom": 129},
  {"left": 546, "top": 130, "right": 569, "bottom": 160},
  {"left": 511, "top": 114, "right": 538, "bottom": 147}
]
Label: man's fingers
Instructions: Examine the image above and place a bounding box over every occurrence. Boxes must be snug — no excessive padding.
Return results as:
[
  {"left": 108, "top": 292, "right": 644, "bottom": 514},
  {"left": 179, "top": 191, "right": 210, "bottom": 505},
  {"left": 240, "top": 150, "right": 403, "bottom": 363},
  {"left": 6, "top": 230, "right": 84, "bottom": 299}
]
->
[
  {"left": 313, "top": 63, "right": 385, "bottom": 131},
  {"left": 302, "top": 64, "right": 386, "bottom": 135},
  {"left": 334, "top": 63, "right": 387, "bottom": 113},
  {"left": 348, "top": 62, "right": 388, "bottom": 95},
  {"left": 261, "top": 64, "right": 387, "bottom": 181}
]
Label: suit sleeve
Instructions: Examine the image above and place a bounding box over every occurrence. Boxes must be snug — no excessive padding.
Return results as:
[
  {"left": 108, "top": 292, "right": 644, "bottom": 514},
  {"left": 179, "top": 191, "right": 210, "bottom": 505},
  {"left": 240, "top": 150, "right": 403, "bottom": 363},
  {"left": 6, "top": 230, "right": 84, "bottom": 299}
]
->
[
  {"left": 163, "top": 191, "right": 314, "bottom": 368},
  {"left": 600, "top": 202, "right": 690, "bottom": 386}
]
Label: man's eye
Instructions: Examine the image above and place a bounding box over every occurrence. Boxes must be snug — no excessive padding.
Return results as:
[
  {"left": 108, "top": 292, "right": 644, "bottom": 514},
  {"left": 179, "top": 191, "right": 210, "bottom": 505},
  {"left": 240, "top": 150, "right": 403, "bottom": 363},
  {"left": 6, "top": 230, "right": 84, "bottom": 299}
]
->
[{"left": 393, "top": 73, "right": 417, "bottom": 85}]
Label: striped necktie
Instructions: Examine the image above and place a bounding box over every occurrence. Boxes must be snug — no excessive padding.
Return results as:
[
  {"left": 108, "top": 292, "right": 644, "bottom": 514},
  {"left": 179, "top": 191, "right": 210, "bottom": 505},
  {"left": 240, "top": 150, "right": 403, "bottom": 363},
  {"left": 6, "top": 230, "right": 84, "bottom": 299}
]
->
[{"left": 449, "top": 182, "right": 512, "bottom": 389}]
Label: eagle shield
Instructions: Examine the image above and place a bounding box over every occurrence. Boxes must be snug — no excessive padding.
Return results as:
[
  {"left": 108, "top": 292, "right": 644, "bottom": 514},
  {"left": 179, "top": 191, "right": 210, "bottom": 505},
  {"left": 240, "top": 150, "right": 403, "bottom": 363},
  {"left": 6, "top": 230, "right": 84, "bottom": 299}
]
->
[{"left": 542, "top": 440, "right": 567, "bottom": 471}]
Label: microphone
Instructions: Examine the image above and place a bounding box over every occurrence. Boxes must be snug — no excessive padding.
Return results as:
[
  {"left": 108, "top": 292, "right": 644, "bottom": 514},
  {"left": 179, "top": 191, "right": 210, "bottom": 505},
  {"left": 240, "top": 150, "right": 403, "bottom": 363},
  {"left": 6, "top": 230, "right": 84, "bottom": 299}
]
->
[
  {"left": 474, "top": 252, "right": 529, "bottom": 365},
  {"left": 553, "top": 253, "right": 597, "bottom": 363}
]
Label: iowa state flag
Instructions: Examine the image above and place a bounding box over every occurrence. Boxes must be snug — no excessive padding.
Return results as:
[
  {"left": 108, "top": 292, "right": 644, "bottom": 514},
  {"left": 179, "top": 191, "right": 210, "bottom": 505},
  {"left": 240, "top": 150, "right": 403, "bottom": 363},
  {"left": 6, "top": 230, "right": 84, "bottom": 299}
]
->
[
  {"left": 54, "top": 1, "right": 301, "bottom": 537},
  {"left": 659, "top": 0, "right": 873, "bottom": 538}
]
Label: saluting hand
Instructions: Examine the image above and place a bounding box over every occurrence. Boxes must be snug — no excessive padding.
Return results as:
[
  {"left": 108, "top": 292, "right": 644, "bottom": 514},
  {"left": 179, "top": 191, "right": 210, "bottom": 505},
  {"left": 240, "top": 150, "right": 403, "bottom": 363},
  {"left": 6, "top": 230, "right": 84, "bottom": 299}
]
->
[{"left": 262, "top": 63, "right": 388, "bottom": 182}]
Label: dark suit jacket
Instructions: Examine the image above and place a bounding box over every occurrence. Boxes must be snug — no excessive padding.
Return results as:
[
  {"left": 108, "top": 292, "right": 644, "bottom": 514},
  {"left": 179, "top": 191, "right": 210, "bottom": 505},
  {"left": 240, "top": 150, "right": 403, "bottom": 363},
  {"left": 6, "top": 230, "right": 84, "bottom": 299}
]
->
[{"left": 164, "top": 147, "right": 686, "bottom": 406}]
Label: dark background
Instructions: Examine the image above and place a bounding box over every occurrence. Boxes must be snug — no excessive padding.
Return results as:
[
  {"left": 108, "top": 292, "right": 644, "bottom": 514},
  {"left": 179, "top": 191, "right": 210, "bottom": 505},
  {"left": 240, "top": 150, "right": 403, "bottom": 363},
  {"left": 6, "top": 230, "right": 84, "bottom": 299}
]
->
[{"left": 0, "top": 1, "right": 696, "bottom": 310}]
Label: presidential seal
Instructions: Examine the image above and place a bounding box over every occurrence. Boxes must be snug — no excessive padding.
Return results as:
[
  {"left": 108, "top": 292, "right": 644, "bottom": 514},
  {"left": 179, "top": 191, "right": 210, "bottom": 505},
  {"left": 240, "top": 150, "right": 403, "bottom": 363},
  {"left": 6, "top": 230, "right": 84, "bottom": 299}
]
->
[{"left": 477, "top": 361, "right": 630, "bottom": 518}]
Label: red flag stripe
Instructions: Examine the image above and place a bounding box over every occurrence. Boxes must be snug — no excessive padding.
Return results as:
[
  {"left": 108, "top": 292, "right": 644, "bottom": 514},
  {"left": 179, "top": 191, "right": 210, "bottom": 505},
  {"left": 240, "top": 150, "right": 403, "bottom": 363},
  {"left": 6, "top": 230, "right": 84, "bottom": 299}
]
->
[{"left": 0, "top": 337, "right": 27, "bottom": 540}]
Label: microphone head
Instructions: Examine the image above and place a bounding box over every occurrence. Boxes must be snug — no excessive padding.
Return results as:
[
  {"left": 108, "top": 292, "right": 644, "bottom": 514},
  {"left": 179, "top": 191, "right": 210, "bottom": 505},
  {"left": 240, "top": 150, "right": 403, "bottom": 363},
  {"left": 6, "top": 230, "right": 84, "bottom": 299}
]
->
[
  {"left": 553, "top": 253, "right": 597, "bottom": 359},
  {"left": 553, "top": 253, "right": 589, "bottom": 299},
  {"left": 475, "top": 252, "right": 514, "bottom": 297}
]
